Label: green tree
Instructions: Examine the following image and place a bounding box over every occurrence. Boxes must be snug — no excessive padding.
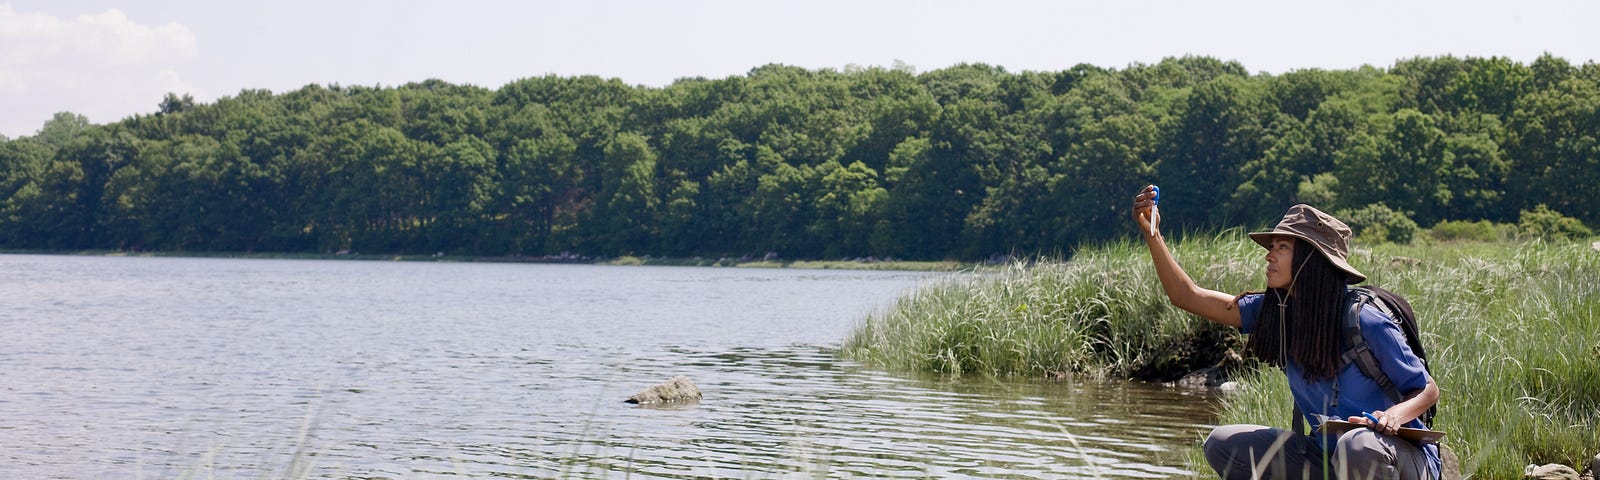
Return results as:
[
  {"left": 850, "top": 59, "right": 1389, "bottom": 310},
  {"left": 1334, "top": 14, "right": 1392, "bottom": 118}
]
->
[
  {"left": 876, "top": 97, "right": 998, "bottom": 260},
  {"left": 1444, "top": 57, "right": 1531, "bottom": 117},
  {"left": 1269, "top": 68, "right": 1362, "bottom": 120},
  {"left": 1392, "top": 56, "right": 1470, "bottom": 114},
  {"left": 656, "top": 178, "right": 703, "bottom": 257},
  {"left": 499, "top": 132, "right": 580, "bottom": 255},
  {"left": 1159, "top": 75, "right": 1274, "bottom": 226},
  {"left": 842, "top": 68, "right": 940, "bottom": 173},
  {"left": 1437, "top": 113, "right": 1510, "bottom": 221},
  {"left": 0, "top": 137, "right": 66, "bottom": 247},
  {"left": 1334, "top": 109, "right": 1453, "bottom": 226},
  {"left": 750, "top": 161, "right": 815, "bottom": 256},
  {"left": 1528, "top": 53, "right": 1576, "bottom": 90},
  {"left": 159, "top": 93, "right": 196, "bottom": 115},
  {"left": 398, "top": 79, "right": 491, "bottom": 146},
  {"left": 2, "top": 160, "right": 87, "bottom": 248},
  {"left": 426, "top": 137, "right": 496, "bottom": 251},
  {"left": 1505, "top": 76, "right": 1600, "bottom": 227},
  {"left": 33, "top": 112, "right": 92, "bottom": 147},
  {"left": 8, "top": 55, "right": 1597, "bottom": 261},
  {"left": 593, "top": 132, "right": 660, "bottom": 254},
  {"left": 52, "top": 128, "right": 141, "bottom": 248},
  {"left": 963, "top": 164, "right": 1054, "bottom": 256},
  {"left": 810, "top": 160, "right": 886, "bottom": 258},
  {"left": 1053, "top": 114, "right": 1159, "bottom": 246},
  {"left": 700, "top": 156, "right": 759, "bottom": 255}
]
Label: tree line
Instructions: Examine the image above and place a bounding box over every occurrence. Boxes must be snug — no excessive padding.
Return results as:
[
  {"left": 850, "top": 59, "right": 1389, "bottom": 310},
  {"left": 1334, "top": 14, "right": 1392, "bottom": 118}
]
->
[{"left": 2, "top": 55, "right": 1596, "bottom": 260}]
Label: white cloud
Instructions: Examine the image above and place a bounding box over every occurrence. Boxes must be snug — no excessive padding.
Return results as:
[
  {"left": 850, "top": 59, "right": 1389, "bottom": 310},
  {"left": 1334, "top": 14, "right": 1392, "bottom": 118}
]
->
[{"left": 0, "top": 4, "right": 201, "bottom": 138}]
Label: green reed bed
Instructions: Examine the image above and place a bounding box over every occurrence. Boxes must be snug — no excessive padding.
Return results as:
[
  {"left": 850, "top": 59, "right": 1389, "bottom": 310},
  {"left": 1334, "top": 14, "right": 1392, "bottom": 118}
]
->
[
  {"left": 845, "top": 233, "right": 1600, "bottom": 478},
  {"left": 843, "top": 230, "right": 1261, "bottom": 379}
]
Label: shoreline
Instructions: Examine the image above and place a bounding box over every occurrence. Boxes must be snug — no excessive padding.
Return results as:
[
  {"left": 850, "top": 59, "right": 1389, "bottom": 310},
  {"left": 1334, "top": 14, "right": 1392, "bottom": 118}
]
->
[{"left": 0, "top": 249, "right": 976, "bottom": 272}]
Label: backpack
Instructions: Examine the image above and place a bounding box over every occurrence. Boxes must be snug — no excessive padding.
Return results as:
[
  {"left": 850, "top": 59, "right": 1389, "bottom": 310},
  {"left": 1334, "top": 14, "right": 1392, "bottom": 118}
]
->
[
  {"left": 1341, "top": 286, "right": 1436, "bottom": 428},
  {"left": 1292, "top": 285, "right": 1436, "bottom": 434}
]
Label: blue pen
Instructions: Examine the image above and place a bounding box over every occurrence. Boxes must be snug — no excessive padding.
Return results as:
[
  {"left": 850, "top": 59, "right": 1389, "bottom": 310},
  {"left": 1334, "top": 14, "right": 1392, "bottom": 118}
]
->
[{"left": 1362, "top": 411, "right": 1382, "bottom": 426}]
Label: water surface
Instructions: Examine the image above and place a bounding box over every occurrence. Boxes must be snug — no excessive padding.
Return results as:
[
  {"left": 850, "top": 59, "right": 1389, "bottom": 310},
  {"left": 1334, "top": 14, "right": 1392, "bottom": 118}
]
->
[{"left": 0, "top": 254, "right": 1218, "bottom": 479}]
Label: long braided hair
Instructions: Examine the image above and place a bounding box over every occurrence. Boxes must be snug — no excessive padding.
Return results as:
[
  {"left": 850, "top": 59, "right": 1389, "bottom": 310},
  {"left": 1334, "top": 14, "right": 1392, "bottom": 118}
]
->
[{"left": 1245, "top": 238, "right": 1348, "bottom": 381}]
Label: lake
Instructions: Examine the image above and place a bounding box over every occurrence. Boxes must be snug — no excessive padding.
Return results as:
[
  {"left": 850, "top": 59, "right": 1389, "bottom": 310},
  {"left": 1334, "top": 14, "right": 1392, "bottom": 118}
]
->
[{"left": 0, "top": 254, "right": 1219, "bottom": 479}]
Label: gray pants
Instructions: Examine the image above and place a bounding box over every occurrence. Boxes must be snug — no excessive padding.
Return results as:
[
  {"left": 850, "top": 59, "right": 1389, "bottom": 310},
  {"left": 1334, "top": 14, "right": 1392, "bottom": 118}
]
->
[{"left": 1203, "top": 424, "right": 1432, "bottom": 480}]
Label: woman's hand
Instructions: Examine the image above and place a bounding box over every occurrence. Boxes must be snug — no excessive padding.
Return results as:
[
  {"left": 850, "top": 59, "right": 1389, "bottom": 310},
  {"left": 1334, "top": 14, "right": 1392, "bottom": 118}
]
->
[
  {"left": 1132, "top": 183, "right": 1242, "bottom": 328},
  {"left": 1353, "top": 378, "right": 1439, "bottom": 437},
  {"left": 1349, "top": 410, "right": 1402, "bottom": 436},
  {"left": 1132, "top": 185, "right": 1159, "bottom": 236}
]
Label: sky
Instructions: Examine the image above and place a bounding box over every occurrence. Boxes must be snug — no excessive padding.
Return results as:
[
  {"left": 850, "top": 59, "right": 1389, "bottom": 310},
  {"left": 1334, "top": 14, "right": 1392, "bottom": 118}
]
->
[{"left": 2, "top": 0, "right": 1598, "bottom": 139}]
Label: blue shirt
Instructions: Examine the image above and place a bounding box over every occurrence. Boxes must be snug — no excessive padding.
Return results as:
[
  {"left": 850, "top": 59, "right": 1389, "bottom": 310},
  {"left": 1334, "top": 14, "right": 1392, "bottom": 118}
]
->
[{"left": 1237, "top": 290, "right": 1441, "bottom": 475}]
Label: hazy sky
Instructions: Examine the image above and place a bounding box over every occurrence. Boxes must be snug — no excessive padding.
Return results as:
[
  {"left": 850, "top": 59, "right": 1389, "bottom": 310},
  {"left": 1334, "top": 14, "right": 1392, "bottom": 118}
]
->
[{"left": 3, "top": 0, "right": 1597, "bottom": 139}]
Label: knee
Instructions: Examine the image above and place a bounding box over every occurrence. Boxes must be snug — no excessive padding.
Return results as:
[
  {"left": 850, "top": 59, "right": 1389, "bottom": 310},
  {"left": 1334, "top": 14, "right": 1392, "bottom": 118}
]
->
[
  {"left": 1203, "top": 426, "right": 1242, "bottom": 477},
  {"left": 1337, "top": 429, "right": 1391, "bottom": 461},
  {"left": 1204, "top": 425, "right": 1258, "bottom": 464},
  {"left": 1203, "top": 425, "right": 1239, "bottom": 458},
  {"left": 1205, "top": 425, "right": 1287, "bottom": 480},
  {"left": 1336, "top": 429, "right": 1396, "bottom": 479}
]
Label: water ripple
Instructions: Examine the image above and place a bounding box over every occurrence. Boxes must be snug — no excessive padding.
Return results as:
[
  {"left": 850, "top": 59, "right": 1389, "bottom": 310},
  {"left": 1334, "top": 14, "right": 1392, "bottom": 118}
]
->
[{"left": 0, "top": 255, "right": 1220, "bottom": 479}]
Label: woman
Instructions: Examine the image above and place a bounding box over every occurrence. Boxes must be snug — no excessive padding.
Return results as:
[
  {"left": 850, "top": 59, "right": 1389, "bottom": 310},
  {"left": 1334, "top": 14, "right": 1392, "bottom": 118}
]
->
[{"left": 1131, "top": 185, "right": 1440, "bottom": 480}]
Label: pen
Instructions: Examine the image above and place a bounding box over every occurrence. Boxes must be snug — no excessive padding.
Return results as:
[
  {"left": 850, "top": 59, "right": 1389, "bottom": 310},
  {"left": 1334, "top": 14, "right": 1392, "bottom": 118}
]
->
[{"left": 1362, "top": 412, "right": 1381, "bottom": 426}]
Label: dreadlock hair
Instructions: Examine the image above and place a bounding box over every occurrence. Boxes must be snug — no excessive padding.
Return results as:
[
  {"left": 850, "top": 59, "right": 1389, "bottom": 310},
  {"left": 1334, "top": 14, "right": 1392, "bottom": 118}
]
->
[{"left": 1245, "top": 237, "right": 1349, "bottom": 381}]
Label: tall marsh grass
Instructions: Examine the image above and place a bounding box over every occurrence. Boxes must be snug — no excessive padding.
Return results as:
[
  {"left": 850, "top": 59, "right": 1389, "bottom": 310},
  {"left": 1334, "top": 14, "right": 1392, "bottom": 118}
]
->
[
  {"left": 843, "top": 230, "right": 1261, "bottom": 379},
  {"left": 844, "top": 232, "right": 1600, "bottom": 478}
]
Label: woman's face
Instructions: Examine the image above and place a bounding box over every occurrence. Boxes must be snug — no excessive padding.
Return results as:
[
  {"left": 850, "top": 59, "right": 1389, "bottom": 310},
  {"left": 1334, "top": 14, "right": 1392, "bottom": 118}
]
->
[{"left": 1264, "top": 236, "right": 1296, "bottom": 289}]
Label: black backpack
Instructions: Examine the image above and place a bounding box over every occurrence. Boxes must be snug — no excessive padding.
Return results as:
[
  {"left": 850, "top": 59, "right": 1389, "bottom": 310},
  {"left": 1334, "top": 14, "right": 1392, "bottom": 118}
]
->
[{"left": 1341, "top": 286, "right": 1435, "bottom": 428}]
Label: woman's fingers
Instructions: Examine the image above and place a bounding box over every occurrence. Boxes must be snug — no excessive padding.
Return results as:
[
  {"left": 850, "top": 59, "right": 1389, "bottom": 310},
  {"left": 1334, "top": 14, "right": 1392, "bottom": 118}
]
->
[
  {"left": 1133, "top": 193, "right": 1154, "bottom": 207},
  {"left": 1132, "top": 189, "right": 1151, "bottom": 214}
]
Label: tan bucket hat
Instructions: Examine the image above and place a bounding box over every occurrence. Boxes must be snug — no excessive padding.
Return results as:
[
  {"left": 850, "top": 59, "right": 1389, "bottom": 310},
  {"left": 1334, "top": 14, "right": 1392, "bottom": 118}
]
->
[{"left": 1248, "top": 204, "right": 1366, "bottom": 284}]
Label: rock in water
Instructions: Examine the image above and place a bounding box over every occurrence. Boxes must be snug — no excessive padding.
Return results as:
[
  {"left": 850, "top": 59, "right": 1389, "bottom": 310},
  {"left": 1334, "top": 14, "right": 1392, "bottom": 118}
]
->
[{"left": 625, "top": 375, "right": 702, "bottom": 405}]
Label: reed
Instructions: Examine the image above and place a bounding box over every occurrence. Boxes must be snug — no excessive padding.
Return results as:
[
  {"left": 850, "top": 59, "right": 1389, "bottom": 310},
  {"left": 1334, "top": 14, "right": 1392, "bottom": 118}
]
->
[
  {"left": 845, "top": 232, "right": 1600, "bottom": 478},
  {"left": 843, "top": 230, "right": 1260, "bottom": 379}
]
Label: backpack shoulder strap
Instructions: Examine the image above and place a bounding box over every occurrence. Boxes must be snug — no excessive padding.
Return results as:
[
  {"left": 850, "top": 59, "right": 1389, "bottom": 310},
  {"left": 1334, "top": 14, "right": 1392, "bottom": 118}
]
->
[{"left": 1342, "top": 287, "right": 1404, "bottom": 404}]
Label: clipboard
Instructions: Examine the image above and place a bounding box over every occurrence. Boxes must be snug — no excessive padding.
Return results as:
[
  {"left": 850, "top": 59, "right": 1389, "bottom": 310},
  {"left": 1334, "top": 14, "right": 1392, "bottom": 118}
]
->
[{"left": 1319, "top": 419, "right": 1446, "bottom": 444}]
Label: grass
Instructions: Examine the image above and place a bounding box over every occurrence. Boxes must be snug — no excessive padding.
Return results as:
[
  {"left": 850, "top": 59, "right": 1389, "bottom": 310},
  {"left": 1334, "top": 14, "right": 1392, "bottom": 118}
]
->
[
  {"left": 843, "top": 231, "right": 1600, "bottom": 478},
  {"left": 843, "top": 229, "right": 1262, "bottom": 379}
]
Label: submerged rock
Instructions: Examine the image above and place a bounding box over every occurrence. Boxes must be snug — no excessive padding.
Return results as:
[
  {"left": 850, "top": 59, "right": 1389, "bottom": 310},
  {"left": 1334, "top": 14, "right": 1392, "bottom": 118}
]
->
[{"left": 625, "top": 375, "right": 702, "bottom": 405}]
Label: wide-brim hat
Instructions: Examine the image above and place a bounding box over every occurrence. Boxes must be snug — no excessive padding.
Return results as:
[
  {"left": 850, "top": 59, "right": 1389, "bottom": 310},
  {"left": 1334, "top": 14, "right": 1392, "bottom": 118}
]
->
[{"left": 1248, "top": 204, "right": 1366, "bottom": 284}]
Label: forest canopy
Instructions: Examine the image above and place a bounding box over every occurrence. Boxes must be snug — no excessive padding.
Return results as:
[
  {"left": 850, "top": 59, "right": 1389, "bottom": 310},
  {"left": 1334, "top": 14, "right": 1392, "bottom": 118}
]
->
[{"left": 2, "top": 55, "right": 1596, "bottom": 260}]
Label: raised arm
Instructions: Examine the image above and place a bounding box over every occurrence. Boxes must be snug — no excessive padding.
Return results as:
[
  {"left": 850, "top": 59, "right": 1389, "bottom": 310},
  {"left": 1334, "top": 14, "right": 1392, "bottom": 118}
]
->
[{"left": 1132, "top": 185, "right": 1243, "bottom": 328}]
